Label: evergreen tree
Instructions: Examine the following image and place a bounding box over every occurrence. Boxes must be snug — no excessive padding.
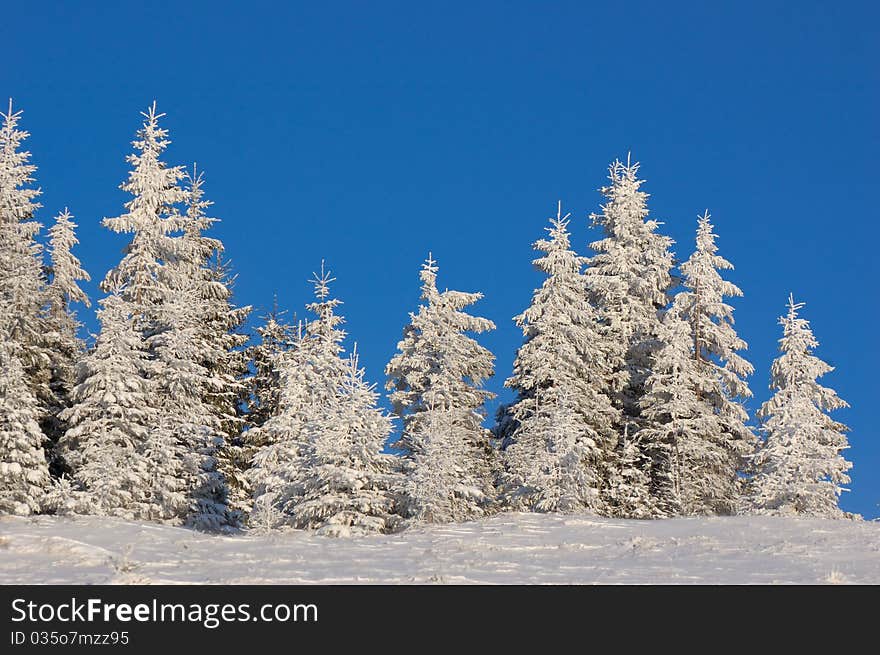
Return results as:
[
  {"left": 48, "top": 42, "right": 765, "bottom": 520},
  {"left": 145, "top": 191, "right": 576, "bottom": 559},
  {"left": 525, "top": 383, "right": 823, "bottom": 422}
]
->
[
  {"left": 248, "top": 265, "right": 351, "bottom": 527},
  {"left": 146, "top": 167, "right": 242, "bottom": 530},
  {"left": 386, "top": 255, "right": 496, "bottom": 523},
  {"left": 290, "top": 350, "right": 401, "bottom": 536},
  {"left": 0, "top": 100, "right": 52, "bottom": 436},
  {"left": 500, "top": 203, "right": 619, "bottom": 513},
  {"left": 603, "top": 423, "right": 654, "bottom": 519},
  {"left": 58, "top": 291, "right": 159, "bottom": 518},
  {"left": 100, "top": 102, "right": 186, "bottom": 312},
  {"left": 235, "top": 303, "right": 298, "bottom": 519},
  {"left": 0, "top": 343, "right": 50, "bottom": 515},
  {"left": 585, "top": 156, "right": 675, "bottom": 421},
  {"left": 640, "top": 212, "right": 754, "bottom": 516},
  {"left": 247, "top": 301, "right": 297, "bottom": 430},
  {"left": 43, "top": 208, "right": 90, "bottom": 471},
  {"left": 585, "top": 156, "right": 676, "bottom": 517},
  {"left": 749, "top": 296, "right": 852, "bottom": 517}
]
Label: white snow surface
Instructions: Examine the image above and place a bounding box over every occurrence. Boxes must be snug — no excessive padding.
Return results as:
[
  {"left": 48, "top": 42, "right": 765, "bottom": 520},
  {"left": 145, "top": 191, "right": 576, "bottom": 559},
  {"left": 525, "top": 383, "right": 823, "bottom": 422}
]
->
[{"left": 1, "top": 513, "right": 878, "bottom": 584}]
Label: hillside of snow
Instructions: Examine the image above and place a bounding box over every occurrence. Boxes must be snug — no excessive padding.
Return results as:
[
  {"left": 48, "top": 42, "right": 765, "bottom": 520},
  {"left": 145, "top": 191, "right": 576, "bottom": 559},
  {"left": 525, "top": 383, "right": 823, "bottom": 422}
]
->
[{"left": 2, "top": 513, "right": 878, "bottom": 584}]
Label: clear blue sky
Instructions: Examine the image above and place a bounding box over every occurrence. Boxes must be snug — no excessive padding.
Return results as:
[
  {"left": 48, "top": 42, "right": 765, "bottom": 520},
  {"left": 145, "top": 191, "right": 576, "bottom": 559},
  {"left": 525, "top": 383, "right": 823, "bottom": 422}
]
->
[{"left": 3, "top": 1, "right": 877, "bottom": 517}]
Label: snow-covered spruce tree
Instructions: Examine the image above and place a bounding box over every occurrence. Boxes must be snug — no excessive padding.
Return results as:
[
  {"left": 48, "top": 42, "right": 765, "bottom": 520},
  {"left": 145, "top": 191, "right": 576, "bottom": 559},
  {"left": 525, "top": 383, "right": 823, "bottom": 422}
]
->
[
  {"left": 0, "top": 342, "right": 51, "bottom": 515},
  {"left": 0, "top": 101, "right": 53, "bottom": 436},
  {"left": 158, "top": 167, "right": 250, "bottom": 526},
  {"left": 289, "top": 349, "right": 401, "bottom": 536},
  {"left": 70, "top": 104, "right": 230, "bottom": 528},
  {"left": 640, "top": 212, "right": 754, "bottom": 516},
  {"left": 585, "top": 156, "right": 676, "bottom": 517},
  {"left": 499, "top": 203, "right": 619, "bottom": 514},
  {"left": 247, "top": 301, "right": 298, "bottom": 430},
  {"left": 145, "top": 167, "right": 249, "bottom": 530},
  {"left": 386, "top": 255, "right": 497, "bottom": 523},
  {"left": 248, "top": 265, "right": 351, "bottom": 528},
  {"left": 58, "top": 290, "right": 159, "bottom": 518},
  {"left": 748, "top": 296, "right": 852, "bottom": 517},
  {"left": 603, "top": 423, "right": 655, "bottom": 519},
  {"left": 100, "top": 102, "right": 186, "bottom": 312},
  {"left": 585, "top": 156, "right": 675, "bottom": 423},
  {"left": 237, "top": 303, "right": 298, "bottom": 519},
  {"left": 43, "top": 208, "right": 91, "bottom": 471}
]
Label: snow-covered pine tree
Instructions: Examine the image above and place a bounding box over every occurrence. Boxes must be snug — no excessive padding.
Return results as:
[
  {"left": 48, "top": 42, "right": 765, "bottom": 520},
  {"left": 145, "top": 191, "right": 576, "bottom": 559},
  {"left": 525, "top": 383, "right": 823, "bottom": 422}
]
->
[
  {"left": 0, "top": 342, "right": 51, "bottom": 515},
  {"left": 158, "top": 167, "right": 250, "bottom": 526},
  {"left": 100, "top": 102, "right": 186, "bottom": 314},
  {"left": 0, "top": 100, "right": 53, "bottom": 439},
  {"left": 749, "top": 296, "right": 852, "bottom": 517},
  {"left": 499, "top": 203, "right": 619, "bottom": 514},
  {"left": 145, "top": 167, "right": 242, "bottom": 531},
  {"left": 640, "top": 211, "right": 754, "bottom": 516},
  {"left": 236, "top": 303, "right": 298, "bottom": 520},
  {"left": 58, "top": 290, "right": 159, "bottom": 518},
  {"left": 585, "top": 156, "right": 675, "bottom": 422},
  {"left": 290, "top": 349, "right": 401, "bottom": 536},
  {"left": 603, "top": 422, "right": 654, "bottom": 519},
  {"left": 248, "top": 265, "right": 351, "bottom": 528},
  {"left": 43, "top": 208, "right": 91, "bottom": 471},
  {"left": 386, "top": 255, "right": 497, "bottom": 523},
  {"left": 247, "top": 300, "right": 298, "bottom": 430},
  {"left": 585, "top": 155, "right": 676, "bottom": 517}
]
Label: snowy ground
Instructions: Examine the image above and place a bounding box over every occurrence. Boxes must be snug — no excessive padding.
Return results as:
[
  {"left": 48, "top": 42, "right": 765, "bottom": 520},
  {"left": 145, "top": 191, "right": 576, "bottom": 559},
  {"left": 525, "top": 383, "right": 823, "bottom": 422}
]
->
[{"left": 1, "top": 513, "right": 878, "bottom": 584}]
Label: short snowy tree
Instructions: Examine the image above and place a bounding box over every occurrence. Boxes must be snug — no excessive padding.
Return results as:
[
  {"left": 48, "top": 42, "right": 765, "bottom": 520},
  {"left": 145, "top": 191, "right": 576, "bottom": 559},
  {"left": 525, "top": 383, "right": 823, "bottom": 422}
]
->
[
  {"left": 603, "top": 423, "right": 654, "bottom": 519},
  {"left": 0, "top": 343, "right": 50, "bottom": 515},
  {"left": 500, "top": 203, "right": 619, "bottom": 514},
  {"left": 640, "top": 212, "right": 754, "bottom": 516},
  {"left": 43, "top": 208, "right": 90, "bottom": 468},
  {"left": 749, "top": 296, "right": 852, "bottom": 517},
  {"left": 58, "top": 291, "right": 159, "bottom": 518},
  {"left": 247, "top": 301, "right": 298, "bottom": 430},
  {"left": 289, "top": 350, "right": 401, "bottom": 536},
  {"left": 248, "top": 265, "right": 351, "bottom": 527},
  {"left": 386, "top": 255, "right": 497, "bottom": 523}
]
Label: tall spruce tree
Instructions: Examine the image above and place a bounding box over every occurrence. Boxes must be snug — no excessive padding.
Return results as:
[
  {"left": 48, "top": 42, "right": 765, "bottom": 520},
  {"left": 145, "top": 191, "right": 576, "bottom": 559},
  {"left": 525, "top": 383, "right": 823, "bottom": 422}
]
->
[
  {"left": 500, "top": 203, "right": 619, "bottom": 514},
  {"left": 65, "top": 105, "right": 234, "bottom": 528},
  {"left": 43, "top": 208, "right": 90, "bottom": 472},
  {"left": 640, "top": 212, "right": 754, "bottom": 516},
  {"left": 0, "top": 101, "right": 53, "bottom": 452},
  {"left": 100, "top": 102, "right": 186, "bottom": 310},
  {"left": 585, "top": 156, "right": 675, "bottom": 516},
  {"left": 386, "top": 255, "right": 497, "bottom": 523},
  {"left": 749, "top": 296, "right": 852, "bottom": 517},
  {"left": 585, "top": 156, "right": 675, "bottom": 422}
]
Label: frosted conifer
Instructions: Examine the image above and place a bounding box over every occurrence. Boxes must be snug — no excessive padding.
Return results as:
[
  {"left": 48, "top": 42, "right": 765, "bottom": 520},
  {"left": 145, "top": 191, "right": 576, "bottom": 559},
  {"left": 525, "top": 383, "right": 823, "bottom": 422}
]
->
[
  {"left": 248, "top": 265, "right": 350, "bottom": 526},
  {"left": 58, "top": 291, "right": 159, "bottom": 518},
  {"left": 289, "top": 350, "right": 401, "bottom": 536},
  {"left": 43, "top": 208, "right": 90, "bottom": 467},
  {"left": 749, "top": 296, "right": 852, "bottom": 517},
  {"left": 640, "top": 212, "right": 754, "bottom": 516},
  {"left": 386, "top": 255, "right": 497, "bottom": 523},
  {"left": 0, "top": 343, "right": 50, "bottom": 515},
  {"left": 500, "top": 203, "right": 619, "bottom": 513},
  {"left": 0, "top": 101, "right": 52, "bottom": 435},
  {"left": 585, "top": 156, "right": 675, "bottom": 421}
]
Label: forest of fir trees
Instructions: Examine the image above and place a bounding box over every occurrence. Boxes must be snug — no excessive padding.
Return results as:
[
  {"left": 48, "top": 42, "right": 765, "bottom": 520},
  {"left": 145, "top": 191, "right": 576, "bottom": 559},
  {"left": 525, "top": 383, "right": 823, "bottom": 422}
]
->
[{"left": 0, "top": 101, "right": 858, "bottom": 536}]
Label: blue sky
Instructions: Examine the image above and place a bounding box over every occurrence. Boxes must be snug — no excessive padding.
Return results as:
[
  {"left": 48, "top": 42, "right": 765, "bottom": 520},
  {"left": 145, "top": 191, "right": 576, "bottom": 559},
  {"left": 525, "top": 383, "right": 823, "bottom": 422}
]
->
[{"left": 3, "top": 1, "right": 877, "bottom": 517}]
